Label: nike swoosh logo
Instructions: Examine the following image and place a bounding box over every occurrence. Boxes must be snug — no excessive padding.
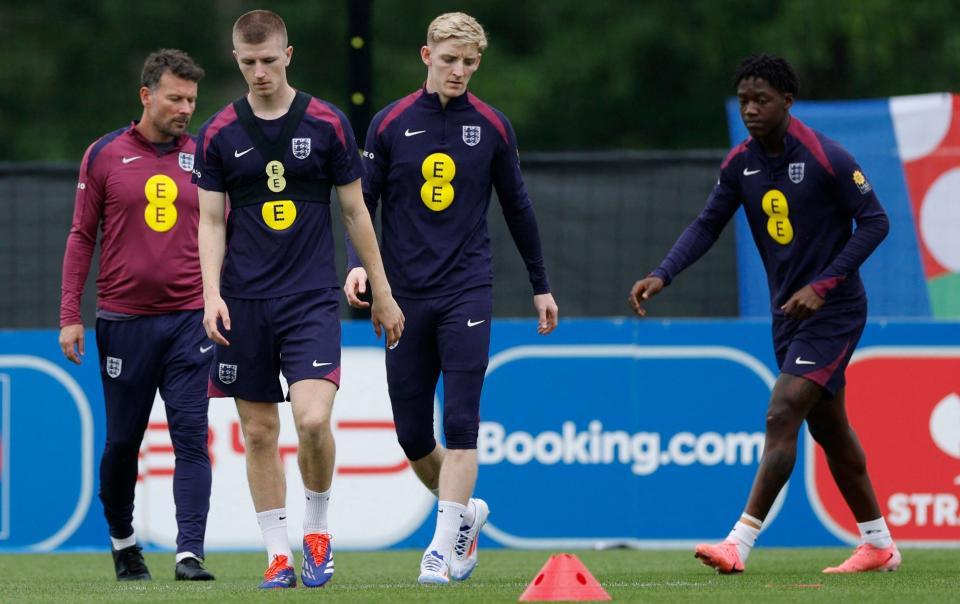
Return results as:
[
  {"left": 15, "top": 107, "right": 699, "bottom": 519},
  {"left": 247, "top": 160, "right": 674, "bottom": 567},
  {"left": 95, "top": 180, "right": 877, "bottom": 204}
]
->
[
  {"left": 234, "top": 147, "right": 255, "bottom": 158},
  {"left": 467, "top": 319, "right": 486, "bottom": 327},
  {"left": 795, "top": 356, "right": 816, "bottom": 365},
  {"left": 121, "top": 156, "right": 142, "bottom": 164},
  {"left": 743, "top": 168, "right": 761, "bottom": 176},
  {"left": 313, "top": 361, "right": 333, "bottom": 367},
  {"left": 200, "top": 345, "right": 213, "bottom": 353},
  {"left": 404, "top": 129, "right": 426, "bottom": 137}
]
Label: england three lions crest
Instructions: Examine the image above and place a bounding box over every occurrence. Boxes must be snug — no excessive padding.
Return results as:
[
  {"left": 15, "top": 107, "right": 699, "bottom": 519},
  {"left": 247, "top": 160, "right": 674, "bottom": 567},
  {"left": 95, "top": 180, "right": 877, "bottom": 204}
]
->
[
  {"left": 788, "top": 162, "right": 805, "bottom": 184},
  {"left": 178, "top": 152, "right": 195, "bottom": 172},
  {"left": 292, "top": 138, "right": 312, "bottom": 159},
  {"left": 105, "top": 356, "right": 122, "bottom": 379},
  {"left": 462, "top": 125, "right": 481, "bottom": 147},
  {"left": 219, "top": 363, "right": 238, "bottom": 385}
]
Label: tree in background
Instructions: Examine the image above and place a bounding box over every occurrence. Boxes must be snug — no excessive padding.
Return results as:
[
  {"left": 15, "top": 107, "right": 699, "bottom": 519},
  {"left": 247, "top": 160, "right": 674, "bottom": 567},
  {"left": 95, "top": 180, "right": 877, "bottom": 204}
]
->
[{"left": 3, "top": 0, "right": 960, "bottom": 160}]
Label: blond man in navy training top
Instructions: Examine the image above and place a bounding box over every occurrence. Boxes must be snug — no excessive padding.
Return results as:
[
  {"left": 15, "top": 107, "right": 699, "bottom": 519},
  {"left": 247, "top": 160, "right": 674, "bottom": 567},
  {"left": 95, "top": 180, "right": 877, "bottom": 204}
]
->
[{"left": 344, "top": 12, "right": 558, "bottom": 585}]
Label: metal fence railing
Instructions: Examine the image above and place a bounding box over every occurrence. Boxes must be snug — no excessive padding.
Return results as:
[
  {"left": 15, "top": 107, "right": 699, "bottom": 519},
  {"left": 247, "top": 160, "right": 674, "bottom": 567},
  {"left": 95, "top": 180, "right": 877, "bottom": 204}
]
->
[{"left": 0, "top": 151, "right": 735, "bottom": 328}]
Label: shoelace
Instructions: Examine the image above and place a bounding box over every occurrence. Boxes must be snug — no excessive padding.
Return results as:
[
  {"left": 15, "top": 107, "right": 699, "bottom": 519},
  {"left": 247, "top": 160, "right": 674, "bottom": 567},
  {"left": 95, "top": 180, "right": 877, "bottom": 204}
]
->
[
  {"left": 264, "top": 554, "right": 290, "bottom": 580},
  {"left": 453, "top": 525, "right": 472, "bottom": 558},
  {"left": 304, "top": 533, "right": 331, "bottom": 566},
  {"left": 121, "top": 546, "right": 148, "bottom": 574},
  {"left": 422, "top": 552, "right": 446, "bottom": 573}
]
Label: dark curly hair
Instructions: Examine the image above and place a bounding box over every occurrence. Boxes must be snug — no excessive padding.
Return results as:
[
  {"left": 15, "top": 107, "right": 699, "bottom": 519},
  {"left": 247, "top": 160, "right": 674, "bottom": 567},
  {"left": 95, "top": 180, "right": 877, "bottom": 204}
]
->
[{"left": 733, "top": 54, "right": 799, "bottom": 97}]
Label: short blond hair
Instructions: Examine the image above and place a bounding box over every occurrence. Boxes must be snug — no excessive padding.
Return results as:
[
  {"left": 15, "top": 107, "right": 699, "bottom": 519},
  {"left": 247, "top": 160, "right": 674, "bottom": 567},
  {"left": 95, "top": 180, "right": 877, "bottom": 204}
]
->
[
  {"left": 233, "top": 9, "right": 288, "bottom": 47},
  {"left": 426, "top": 12, "right": 487, "bottom": 51}
]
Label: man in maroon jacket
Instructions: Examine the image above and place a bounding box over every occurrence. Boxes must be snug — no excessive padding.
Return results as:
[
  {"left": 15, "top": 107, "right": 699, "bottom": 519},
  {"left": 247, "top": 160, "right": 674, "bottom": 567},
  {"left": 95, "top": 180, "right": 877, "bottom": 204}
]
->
[{"left": 59, "top": 49, "right": 214, "bottom": 582}]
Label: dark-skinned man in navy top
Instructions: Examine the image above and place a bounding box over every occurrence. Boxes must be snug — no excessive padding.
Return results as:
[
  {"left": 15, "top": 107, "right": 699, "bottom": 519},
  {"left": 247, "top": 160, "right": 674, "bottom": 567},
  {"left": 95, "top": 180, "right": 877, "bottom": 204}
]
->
[
  {"left": 194, "top": 9, "right": 403, "bottom": 589},
  {"left": 629, "top": 54, "right": 899, "bottom": 575},
  {"left": 59, "top": 49, "right": 215, "bottom": 582},
  {"left": 343, "top": 12, "right": 559, "bottom": 585}
]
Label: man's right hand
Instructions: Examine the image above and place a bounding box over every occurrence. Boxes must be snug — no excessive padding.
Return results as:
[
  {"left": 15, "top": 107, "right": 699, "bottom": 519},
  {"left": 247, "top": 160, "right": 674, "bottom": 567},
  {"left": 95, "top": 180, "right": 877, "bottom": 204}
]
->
[
  {"left": 371, "top": 293, "right": 405, "bottom": 350},
  {"left": 628, "top": 276, "right": 665, "bottom": 317},
  {"left": 59, "top": 324, "right": 85, "bottom": 364},
  {"left": 203, "top": 295, "right": 231, "bottom": 346},
  {"left": 343, "top": 267, "right": 370, "bottom": 309}
]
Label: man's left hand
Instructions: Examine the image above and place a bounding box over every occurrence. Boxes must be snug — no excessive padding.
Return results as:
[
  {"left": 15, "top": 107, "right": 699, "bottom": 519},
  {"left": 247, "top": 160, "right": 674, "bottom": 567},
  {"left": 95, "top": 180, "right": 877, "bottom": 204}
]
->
[
  {"left": 534, "top": 293, "right": 559, "bottom": 335},
  {"left": 780, "top": 285, "right": 824, "bottom": 320}
]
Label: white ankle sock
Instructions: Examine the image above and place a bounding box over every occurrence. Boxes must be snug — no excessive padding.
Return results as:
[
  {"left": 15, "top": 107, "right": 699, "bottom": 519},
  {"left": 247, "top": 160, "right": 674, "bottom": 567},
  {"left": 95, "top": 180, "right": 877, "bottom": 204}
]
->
[
  {"left": 256, "top": 508, "right": 293, "bottom": 564},
  {"left": 110, "top": 532, "right": 136, "bottom": 550},
  {"left": 727, "top": 513, "right": 762, "bottom": 563},
  {"left": 425, "top": 501, "right": 466, "bottom": 565},
  {"left": 304, "top": 486, "right": 331, "bottom": 534},
  {"left": 857, "top": 517, "right": 893, "bottom": 548}
]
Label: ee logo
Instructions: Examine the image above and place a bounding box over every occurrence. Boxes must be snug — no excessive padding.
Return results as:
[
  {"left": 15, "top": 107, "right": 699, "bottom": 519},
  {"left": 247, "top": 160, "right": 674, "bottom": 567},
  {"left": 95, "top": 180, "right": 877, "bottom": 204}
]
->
[
  {"left": 266, "top": 160, "right": 287, "bottom": 193},
  {"left": 262, "top": 200, "right": 297, "bottom": 231},
  {"left": 261, "top": 161, "right": 296, "bottom": 230},
  {"left": 144, "top": 174, "right": 178, "bottom": 232},
  {"left": 420, "top": 153, "right": 456, "bottom": 211},
  {"left": 761, "top": 189, "right": 793, "bottom": 245}
]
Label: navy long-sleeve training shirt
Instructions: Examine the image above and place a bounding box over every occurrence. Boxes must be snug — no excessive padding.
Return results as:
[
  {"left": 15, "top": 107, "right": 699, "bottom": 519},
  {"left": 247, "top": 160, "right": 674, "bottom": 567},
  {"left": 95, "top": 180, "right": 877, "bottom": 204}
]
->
[
  {"left": 348, "top": 87, "right": 550, "bottom": 298},
  {"left": 653, "top": 117, "right": 889, "bottom": 315}
]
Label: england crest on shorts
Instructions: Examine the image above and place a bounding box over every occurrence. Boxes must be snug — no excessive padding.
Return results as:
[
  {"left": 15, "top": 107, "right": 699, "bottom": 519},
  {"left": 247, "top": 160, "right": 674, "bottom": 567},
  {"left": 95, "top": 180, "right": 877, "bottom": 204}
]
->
[
  {"left": 105, "top": 357, "right": 122, "bottom": 379},
  {"left": 462, "top": 125, "right": 481, "bottom": 147},
  {"left": 218, "top": 363, "right": 238, "bottom": 385},
  {"left": 292, "top": 138, "right": 312, "bottom": 159},
  {"left": 788, "top": 162, "right": 805, "bottom": 184},
  {"left": 178, "top": 152, "right": 195, "bottom": 172}
]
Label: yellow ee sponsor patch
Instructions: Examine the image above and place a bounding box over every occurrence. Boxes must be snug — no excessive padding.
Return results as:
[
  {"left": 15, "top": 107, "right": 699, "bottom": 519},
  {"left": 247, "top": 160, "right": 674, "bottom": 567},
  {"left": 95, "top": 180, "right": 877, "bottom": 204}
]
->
[
  {"left": 761, "top": 189, "right": 793, "bottom": 245},
  {"left": 262, "top": 200, "right": 297, "bottom": 230},
  {"left": 420, "top": 152, "right": 456, "bottom": 211},
  {"left": 143, "top": 174, "right": 179, "bottom": 232},
  {"left": 266, "top": 160, "right": 287, "bottom": 193}
]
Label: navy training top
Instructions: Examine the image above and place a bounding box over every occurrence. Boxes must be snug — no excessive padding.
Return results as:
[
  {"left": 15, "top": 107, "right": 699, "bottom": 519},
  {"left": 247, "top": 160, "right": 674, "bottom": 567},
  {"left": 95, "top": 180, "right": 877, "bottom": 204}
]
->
[
  {"left": 652, "top": 117, "right": 889, "bottom": 315},
  {"left": 194, "top": 92, "right": 363, "bottom": 298},
  {"left": 347, "top": 87, "right": 550, "bottom": 298}
]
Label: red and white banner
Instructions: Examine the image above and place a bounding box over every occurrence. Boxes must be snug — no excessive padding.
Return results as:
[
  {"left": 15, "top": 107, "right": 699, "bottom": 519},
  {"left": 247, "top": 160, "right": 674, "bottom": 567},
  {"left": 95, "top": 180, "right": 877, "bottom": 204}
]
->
[{"left": 806, "top": 347, "right": 960, "bottom": 545}]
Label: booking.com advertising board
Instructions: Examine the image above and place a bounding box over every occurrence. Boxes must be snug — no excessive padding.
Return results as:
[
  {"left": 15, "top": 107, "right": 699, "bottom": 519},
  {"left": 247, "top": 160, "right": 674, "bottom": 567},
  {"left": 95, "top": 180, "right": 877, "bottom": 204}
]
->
[{"left": 0, "top": 319, "right": 957, "bottom": 553}]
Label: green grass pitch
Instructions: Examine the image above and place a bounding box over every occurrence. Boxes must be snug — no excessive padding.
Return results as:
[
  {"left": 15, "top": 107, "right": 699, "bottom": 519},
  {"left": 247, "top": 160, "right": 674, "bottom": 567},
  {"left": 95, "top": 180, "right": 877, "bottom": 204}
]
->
[{"left": 1, "top": 548, "right": 958, "bottom": 602}]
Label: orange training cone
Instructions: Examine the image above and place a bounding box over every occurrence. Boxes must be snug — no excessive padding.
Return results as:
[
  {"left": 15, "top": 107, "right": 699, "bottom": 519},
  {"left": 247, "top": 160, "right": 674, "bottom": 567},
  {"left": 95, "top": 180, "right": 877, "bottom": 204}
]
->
[{"left": 518, "top": 553, "right": 611, "bottom": 601}]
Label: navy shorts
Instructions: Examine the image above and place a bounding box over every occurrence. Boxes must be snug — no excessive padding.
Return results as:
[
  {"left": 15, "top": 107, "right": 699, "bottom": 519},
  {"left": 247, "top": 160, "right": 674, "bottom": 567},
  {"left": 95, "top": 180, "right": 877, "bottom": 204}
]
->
[
  {"left": 773, "top": 302, "right": 866, "bottom": 397},
  {"left": 209, "top": 288, "right": 341, "bottom": 402},
  {"left": 387, "top": 286, "right": 492, "bottom": 458}
]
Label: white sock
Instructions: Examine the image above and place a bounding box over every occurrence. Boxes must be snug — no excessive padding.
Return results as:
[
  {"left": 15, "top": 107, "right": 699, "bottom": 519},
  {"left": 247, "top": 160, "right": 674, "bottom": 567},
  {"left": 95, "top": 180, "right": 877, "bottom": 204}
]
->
[
  {"left": 858, "top": 517, "right": 893, "bottom": 549},
  {"left": 727, "top": 513, "right": 762, "bottom": 563},
  {"left": 304, "top": 486, "right": 331, "bottom": 534},
  {"left": 175, "top": 551, "right": 200, "bottom": 563},
  {"left": 425, "top": 501, "right": 466, "bottom": 565},
  {"left": 110, "top": 532, "right": 136, "bottom": 551},
  {"left": 256, "top": 508, "right": 293, "bottom": 564},
  {"left": 463, "top": 498, "right": 477, "bottom": 527}
]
